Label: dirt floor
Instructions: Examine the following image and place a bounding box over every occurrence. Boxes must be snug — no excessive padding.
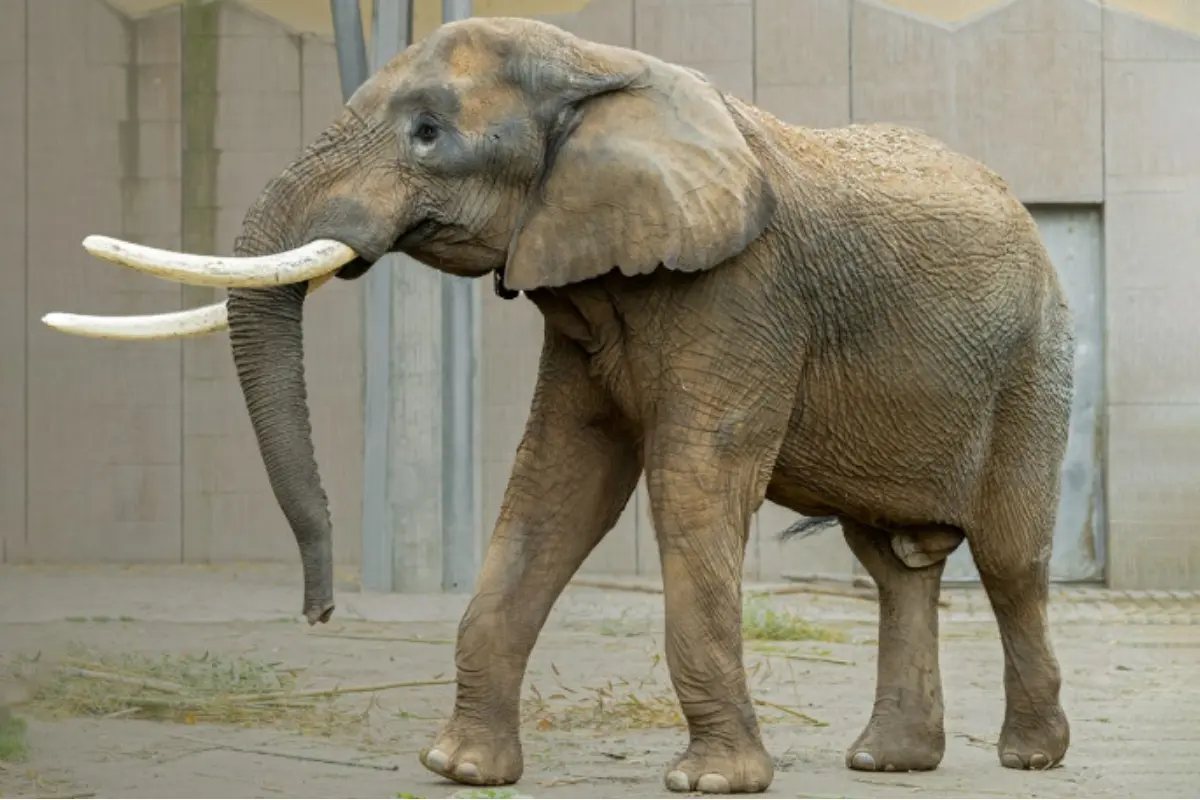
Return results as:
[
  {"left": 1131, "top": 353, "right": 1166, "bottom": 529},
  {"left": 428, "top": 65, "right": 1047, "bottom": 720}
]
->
[{"left": 1, "top": 564, "right": 1199, "bottom": 799}]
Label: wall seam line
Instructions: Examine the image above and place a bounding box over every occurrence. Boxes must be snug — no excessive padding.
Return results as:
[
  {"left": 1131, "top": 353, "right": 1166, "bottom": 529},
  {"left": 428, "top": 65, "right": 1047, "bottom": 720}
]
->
[
  {"left": 847, "top": 0, "right": 855, "bottom": 123},
  {"left": 22, "top": 0, "right": 30, "bottom": 554},
  {"left": 1098, "top": 0, "right": 1110, "bottom": 583},
  {"left": 179, "top": 5, "right": 187, "bottom": 565}
]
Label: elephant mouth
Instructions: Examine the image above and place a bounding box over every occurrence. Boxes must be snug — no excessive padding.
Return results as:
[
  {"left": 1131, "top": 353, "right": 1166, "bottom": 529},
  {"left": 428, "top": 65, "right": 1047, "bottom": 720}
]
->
[
  {"left": 328, "top": 217, "right": 440, "bottom": 281},
  {"left": 395, "top": 219, "right": 441, "bottom": 250}
]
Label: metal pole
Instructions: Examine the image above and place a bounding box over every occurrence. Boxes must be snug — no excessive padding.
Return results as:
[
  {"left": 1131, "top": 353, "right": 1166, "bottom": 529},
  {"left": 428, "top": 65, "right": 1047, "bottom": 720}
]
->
[
  {"left": 440, "top": 0, "right": 480, "bottom": 593},
  {"left": 329, "top": 0, "right": 370, "bottom": 103},
  {"left": 341, "top": 0, "right": 414, "bottom": 593},
  {"left": 442, "top": 0, "right": 473, "bottom": 24}
]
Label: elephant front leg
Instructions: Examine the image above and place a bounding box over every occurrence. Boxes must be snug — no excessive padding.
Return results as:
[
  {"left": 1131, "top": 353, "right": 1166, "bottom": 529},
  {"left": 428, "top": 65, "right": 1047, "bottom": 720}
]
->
[
  {"left": 646, "top": 426, "right": 785, "bottom": 794},
  {"left": 420, "top": 334, "right": 641, "bottom": 786}
]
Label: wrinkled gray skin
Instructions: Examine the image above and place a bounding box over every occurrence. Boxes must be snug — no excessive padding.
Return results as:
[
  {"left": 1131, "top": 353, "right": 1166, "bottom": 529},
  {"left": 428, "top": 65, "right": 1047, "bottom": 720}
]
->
[{"left": 225, "top": 17, "right": 1074, "bottom": 794}]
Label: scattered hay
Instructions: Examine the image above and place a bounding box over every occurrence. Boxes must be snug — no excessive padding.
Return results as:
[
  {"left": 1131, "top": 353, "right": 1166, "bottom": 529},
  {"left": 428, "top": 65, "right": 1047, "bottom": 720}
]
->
[
  {"left": 591, "top": 598, "right": 850, "bottom": 643},
  {"left": 4, "top": 646, "right": 447, "bottom": 736},
  {"left": 0, "top": 707, "right": 28, "bottom": 762},
  {"left": 523, "top": 676, "right": 684, "bottom": 733},
  {"left": 748, "top": 642, "right": 856, "bottom": 666},
  {"left": 742, "top": 596, "right": 848, "bottom": 643},
  {"left": 395, "top": 789, "right": 530, "bottom": 799},
  {"left": 521, "top": 656, "right": 825, "bottom": 733}
]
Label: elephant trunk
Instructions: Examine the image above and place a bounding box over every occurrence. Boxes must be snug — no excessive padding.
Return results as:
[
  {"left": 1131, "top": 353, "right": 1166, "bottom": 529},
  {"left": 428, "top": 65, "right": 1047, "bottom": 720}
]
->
[
  {"left": 227, "top": 281, "right": 333, "bottom": 624},
  {"left": 226, "top": 169, "right": 339, "bottom": 625}
]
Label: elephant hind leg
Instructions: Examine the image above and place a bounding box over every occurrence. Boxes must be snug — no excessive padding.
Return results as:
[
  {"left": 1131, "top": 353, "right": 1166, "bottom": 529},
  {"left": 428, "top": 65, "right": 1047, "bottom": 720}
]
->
[
  {"left": 843, "top": 519, "right": 952, "bottom": 773},
  {"left": 967, "top": 429, "right": 1070, "bottom": 770}
]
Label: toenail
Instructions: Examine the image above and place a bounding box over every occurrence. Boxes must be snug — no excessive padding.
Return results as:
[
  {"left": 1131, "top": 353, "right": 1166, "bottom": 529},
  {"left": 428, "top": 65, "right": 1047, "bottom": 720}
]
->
[
  {"left": 1000, "top": 752, "right": 1022, "bottom": 770},
  {"left": 665, "top": 770, "right": 692, "bottom": 792},
  {"left": 696, "top": 773, "right": 732, "bottom": 794},
  {"left": 850, "top": 751, "right": 877, "bottom": 771},
  {"left": 1029, "top": 753, "right": 1050, "bottom": 770},
  {"left": 455, "top": 761, "right": 479, "bottom": 781},
  {"left": 424, "top": 748, "right": 449, "bottom": 772}
]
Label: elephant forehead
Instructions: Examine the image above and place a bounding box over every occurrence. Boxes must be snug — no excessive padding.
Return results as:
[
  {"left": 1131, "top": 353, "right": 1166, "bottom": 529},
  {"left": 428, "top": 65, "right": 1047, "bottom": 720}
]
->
[
  {"left": 422, "top": 21, "right": 514, "bottom": 80},
  {"left": 446, "top": 37, "right": 504, "bottom": 79}
]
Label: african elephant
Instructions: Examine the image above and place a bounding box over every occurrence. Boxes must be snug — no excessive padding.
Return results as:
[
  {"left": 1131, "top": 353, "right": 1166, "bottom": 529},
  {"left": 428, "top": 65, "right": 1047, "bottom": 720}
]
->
[{"left": 44, "top": 16, "right": 1074, "bottom": 794}]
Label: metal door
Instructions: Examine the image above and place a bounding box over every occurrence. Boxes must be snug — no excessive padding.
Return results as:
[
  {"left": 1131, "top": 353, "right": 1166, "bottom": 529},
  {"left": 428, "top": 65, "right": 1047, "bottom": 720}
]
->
[{"left": 943, "top": 206, "right": 1106, "bottom": 583}]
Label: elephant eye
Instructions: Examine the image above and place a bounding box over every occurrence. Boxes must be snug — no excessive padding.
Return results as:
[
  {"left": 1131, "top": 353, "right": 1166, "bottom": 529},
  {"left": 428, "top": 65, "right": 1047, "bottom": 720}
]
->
[{"left": 412, "top": 120, "right": 439, "bottom": 145}]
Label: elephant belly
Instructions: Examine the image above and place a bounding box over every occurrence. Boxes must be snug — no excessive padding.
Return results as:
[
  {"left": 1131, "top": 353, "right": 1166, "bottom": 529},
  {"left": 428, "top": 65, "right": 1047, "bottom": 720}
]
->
[{"left": 767, "top": 377, "right": 995, "bottom": 530}]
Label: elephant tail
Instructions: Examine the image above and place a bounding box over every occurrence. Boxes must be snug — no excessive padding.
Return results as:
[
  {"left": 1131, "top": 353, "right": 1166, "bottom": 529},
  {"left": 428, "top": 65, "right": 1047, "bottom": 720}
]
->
[{"left": 776, "top": 515, "right": 840, "bottom": 542}]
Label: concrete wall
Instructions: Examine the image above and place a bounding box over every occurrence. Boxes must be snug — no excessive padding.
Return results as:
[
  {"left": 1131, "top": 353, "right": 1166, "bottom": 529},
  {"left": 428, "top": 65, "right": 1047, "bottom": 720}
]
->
[
  {"left": 3, "top": 0, "right": 1200, "bottom": 588},
  {"left": 1102, "top": 1, "right": 1200, "bottom": 588},
  {"left": 0, "top": 0, "right": 25, "bottom": 565}
]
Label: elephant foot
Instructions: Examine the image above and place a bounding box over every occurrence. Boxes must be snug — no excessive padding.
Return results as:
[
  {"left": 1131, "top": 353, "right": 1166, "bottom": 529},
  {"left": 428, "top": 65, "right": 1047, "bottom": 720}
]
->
[
  {"left": 846, "top": 713, "right": 945, "bottom": 772},
  {"left": 419, "top": 719, "right": 523, "bottom": 786},
  {"left": 998, "top": 704, "right": 1069, "bottom": 770},
  {"left": 663, "top": 739, "right": 774, "bottom": 794}
]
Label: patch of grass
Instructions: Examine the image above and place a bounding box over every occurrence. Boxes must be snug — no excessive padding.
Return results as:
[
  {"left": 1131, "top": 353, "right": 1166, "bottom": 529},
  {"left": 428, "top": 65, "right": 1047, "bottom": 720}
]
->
[
  {"left": 4, "top": 646, "right": 371, "bottom": 736},
  {"left": 741, "top": 596, "right": 848, "bottom": 643},
  {"left": 0, "top": 708, "right": 29, "bottom": 762}
]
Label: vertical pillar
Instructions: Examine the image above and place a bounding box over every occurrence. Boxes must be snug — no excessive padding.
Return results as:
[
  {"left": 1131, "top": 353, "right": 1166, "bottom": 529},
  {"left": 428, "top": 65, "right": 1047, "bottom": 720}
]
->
[
  {"left": 376, "top": 0, "right": 449, "bottom": 593},
  {"left": 338, "top": 0, "right": 481, "bottom": 594},
  {"left": 343, "top": 0, "right": 443, "bottom": 594},
  {"left": 440, "top": 0, "right": 480, "bottom": 592}
]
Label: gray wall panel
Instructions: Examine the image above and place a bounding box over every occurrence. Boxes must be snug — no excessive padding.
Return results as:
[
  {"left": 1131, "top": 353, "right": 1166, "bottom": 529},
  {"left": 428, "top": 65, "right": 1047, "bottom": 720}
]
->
[
  {"left": 1102, "top": 4, "right": 1200, "bottom": 589},
  {"left": 851, "top": 0, "right": 1103, "bottom": 203},
  {"left": 0, "top": 0, "right": 25, "bottom": 563},
  {"left": 25, "top": 0, "right": 182, "bottom": 563}
]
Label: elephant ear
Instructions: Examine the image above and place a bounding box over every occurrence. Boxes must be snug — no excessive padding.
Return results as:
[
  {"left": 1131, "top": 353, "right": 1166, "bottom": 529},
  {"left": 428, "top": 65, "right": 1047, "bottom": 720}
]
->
[{"left": 503, "top": 60, "right": 776, "bottom": 292}]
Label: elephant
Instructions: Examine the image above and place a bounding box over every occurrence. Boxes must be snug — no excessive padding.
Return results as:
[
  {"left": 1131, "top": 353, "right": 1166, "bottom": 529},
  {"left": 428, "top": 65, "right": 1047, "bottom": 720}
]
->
[{"left": 43, "top": 16, "right": 1075, "bottom": 794}]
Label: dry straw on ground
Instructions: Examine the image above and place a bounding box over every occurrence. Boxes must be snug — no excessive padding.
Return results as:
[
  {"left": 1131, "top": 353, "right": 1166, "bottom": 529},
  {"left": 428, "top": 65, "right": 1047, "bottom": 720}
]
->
[
  {"left": 3, "top": 645, "right": 451, "bottom": 736},
  {"left": 524, "top": 596, "right": 842, "bottom": 733}
]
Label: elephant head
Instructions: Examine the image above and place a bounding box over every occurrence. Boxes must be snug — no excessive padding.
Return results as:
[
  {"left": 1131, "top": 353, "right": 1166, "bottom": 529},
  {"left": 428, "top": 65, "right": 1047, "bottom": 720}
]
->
[{"left": 43, "top": 17, "right": 775, "bottom": 625}]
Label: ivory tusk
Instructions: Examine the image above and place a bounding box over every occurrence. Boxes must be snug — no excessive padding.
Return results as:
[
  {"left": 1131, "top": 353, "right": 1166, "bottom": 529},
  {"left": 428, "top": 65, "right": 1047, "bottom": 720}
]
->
[
  {"left": 41, "top": 273, "right": 334, "bottom": 341},
  {"left": 82, "top": 235, "right": 358, "bottom": 288},
  {"left": 42, "top": 303, "right": 230, "bottom": 340}
]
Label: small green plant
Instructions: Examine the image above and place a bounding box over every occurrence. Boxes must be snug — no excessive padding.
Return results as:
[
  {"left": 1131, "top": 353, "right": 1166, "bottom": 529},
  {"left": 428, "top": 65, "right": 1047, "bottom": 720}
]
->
[
  {"left": 0, "top": 708, "right": 29, "bottom": 762},
  {"left": 741, "top": 596, "right": 848, "bottom": 643}
]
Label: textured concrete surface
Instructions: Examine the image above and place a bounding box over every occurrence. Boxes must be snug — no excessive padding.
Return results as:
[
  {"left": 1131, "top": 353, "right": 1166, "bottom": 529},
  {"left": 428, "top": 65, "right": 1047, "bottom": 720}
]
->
[{"left": 1, "top": 565, "right": 1198, "bottom": 798}]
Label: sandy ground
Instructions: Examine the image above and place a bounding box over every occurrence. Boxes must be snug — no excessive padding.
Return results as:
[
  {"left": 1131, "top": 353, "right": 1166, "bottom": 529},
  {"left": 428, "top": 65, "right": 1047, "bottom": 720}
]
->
[{"left": 1, "top": 564, "right": 1199, "bottom": 799}]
